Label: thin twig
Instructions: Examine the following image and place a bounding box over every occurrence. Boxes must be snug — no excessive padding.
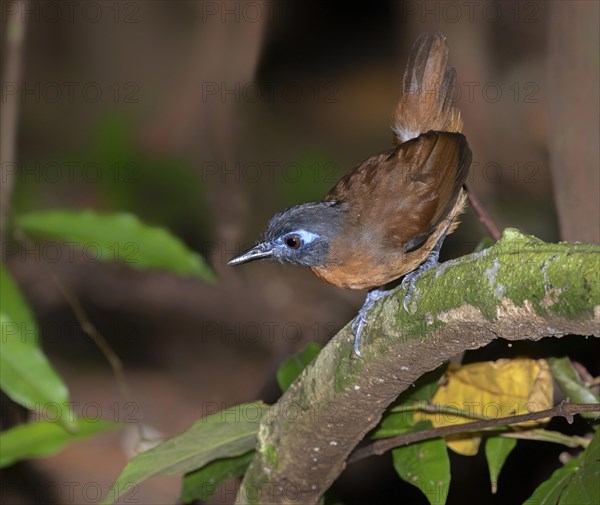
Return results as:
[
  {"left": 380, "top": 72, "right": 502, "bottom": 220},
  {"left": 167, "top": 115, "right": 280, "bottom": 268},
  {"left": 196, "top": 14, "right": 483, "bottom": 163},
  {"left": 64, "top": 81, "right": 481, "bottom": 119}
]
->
[
  {"left": 391, "top": 401, "right": 492, "bottom": 421},
  {"left": 1, "top": 1, "right": 145, "bottom": 445},
  {"left": 395, "top": 403, "right": 591, "bottom": 448},
  {"left": 14, "top": 229, "right": 146, "bottom": 444},
  {"left": 348, "top": 400, "right": 599, "bottom": 464},
  {"left": 500, "top": 429, "right": 590, "bottom": 448},
  {"left": 1, "top": 0, "right": 27, "bottom": 252},
  {"left": 465, "top": 184, "right": 501, "bottom": 241},
  {"left": 572, "top": 361, "right": 595, "bottom": 386}
]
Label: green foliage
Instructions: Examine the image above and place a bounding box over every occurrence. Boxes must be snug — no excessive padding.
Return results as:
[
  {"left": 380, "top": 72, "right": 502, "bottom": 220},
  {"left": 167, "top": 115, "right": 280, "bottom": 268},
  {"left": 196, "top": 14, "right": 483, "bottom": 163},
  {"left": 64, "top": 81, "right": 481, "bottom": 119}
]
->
[
  {"left": 0, "top": 264, "right": 75, "bottom": 431},
  {"left": 4, "top": 166, "right": 598, "bottom": 505},
  {"left": 0, "top": 417, "right": 118, "bottom": 468},
  {"left": 392, "top": 431, "right": 451, "bottom": 505},
  {"left": 524, "top": 459, "right": 582, "bottom": 505},
  {"left": 401, "top": 367, "right": 446, "bottom": 404},
  {"left": 485, "top": 436, "right": 517, "bottom": 494},
  {"left": 371, "top": 412, "right": 419, "bottom": 439},
  {"left": 558, "top": 429, "right": 600, "bottom": 504},
  {"left": 276, "top": 343, "right": 322, "bottom": 392},
  {"left": 525, "top": 429, "right": 600, "bottom": 505},
  {"left": 91, "top": 118, "right": 211, "bottom": 236},
  {"left": 3, "top": 175, "right": 215, "bottom": 468},
  {"left": 13, "top": 116, "right": 212, "bottom": 240},
  {"left": 104, "top": 402, "right": 268, "bottom": 504},
  {"left": 372, "top": 367, "right": 443, "bottom": 439},
  {"left": 17, "top": 210, "right": 215, "bottom": 281},
  {"left": 181, "top": 451, "right": 255, "bottom": 503},
  {"left": 549, "top": 357, "right": 599, "bottom": 419},
  {"left": 474, "top": 236, "right": 496, "bottom": 252},
  {"left": 365, "top": 356, "right": 597, "bottom": 505},
  {"left": 0, "top": 262, "right": 36, "bottom": 330},
  {"left": 371, "top": 367, "right": 451, "bottom": 504}
]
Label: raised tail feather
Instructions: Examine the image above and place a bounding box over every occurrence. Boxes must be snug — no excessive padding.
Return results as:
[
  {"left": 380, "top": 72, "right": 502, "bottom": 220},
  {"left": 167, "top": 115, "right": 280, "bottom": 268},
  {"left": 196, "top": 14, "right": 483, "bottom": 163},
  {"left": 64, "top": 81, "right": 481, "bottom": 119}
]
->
[{"left": 393, "top": 33, "right": 463, "bottom": 144}]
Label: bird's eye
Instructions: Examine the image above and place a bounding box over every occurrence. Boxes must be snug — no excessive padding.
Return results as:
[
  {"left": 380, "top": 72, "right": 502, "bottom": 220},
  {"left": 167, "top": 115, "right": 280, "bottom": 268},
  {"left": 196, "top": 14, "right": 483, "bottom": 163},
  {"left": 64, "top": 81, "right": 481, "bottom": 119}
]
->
[{"left": 285, "top": 235, "right": 302, "bottom": 249}]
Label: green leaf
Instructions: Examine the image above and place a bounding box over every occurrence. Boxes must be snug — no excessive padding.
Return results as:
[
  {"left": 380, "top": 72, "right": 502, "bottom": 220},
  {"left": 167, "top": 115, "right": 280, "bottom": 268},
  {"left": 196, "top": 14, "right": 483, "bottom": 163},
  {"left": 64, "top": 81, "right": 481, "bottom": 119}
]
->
[
  {"left": 392, "top": 437, "right": 451, "bottom": 505},
  {"left": 0, "top": 417, "right": 117, "bottom": 468},
  {"left": 485, "top": 436, "right": 517, "bottom": 494},
  {"left": 17, "top": 210, "right": 215, "bottom": 282},
  {"left": 371, "top": 414, "right": 427, "bottom": 440},
  {"left": 475, "top": 236, "right": 496, "bottom": 252},
  {"left": 560, "top": 429, "right": 600, "bottom": 505},
  {"left": 0, "top": 265, "right": 75, "bottom": 431},
  {"left": 181, "top": 451, "right": 254, "bottom": 502},
  {"left": 523, "top": 458, "right": 580, "bottom": 505},
  {"left": 548, "top": 357, "right": 599, "bottom": 419},
  {"left": 0, "top": 263, "right": 36, "bottom": 334},
  {"left": 103, "top": 402, "right": 268, "bottom": 505},
  {"left": 524, "top": 430, "right": 599, "bottom": 505},
  {"left": 373, "top": 367, "right": 444, "bottom": 439},
  {"left": 404, "top": 367, "right": 445, "bottom": 404},
  {"left": 276, "top": 343, "right": 321, "bottom": 392}
]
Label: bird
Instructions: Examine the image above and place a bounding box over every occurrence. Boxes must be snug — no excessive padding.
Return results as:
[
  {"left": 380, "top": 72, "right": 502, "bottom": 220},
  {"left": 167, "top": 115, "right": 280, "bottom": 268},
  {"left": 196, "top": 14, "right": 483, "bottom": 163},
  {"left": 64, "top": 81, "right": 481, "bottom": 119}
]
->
[{"left": 228, "top": 33, "right": 472, "bottom": 357}]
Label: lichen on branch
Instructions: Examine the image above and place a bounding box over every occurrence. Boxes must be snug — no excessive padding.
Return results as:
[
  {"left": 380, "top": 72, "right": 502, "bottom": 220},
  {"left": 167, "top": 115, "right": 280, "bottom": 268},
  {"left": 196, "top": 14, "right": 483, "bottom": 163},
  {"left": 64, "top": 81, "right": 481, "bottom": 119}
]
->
[{"left": 236, "top": 229, "right": 600, "bottom": 505}]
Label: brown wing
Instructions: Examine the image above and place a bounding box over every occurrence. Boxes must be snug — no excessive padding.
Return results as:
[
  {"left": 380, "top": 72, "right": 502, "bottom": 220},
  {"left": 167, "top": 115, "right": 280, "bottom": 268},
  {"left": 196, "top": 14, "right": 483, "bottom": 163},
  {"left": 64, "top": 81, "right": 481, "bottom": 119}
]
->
[{"left": 326, "top": 131, "right": 470, "bottom": 258}]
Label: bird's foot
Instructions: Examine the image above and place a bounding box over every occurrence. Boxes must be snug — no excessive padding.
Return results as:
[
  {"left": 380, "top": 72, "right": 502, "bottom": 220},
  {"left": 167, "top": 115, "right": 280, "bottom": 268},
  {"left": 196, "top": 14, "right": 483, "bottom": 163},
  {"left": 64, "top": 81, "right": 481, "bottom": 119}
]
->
[
  {"left": 400, "top": 250, "right": 441, "bottom": 311},
  {"left": 351, "top": 288, "right": 390, "bottom": 358}
]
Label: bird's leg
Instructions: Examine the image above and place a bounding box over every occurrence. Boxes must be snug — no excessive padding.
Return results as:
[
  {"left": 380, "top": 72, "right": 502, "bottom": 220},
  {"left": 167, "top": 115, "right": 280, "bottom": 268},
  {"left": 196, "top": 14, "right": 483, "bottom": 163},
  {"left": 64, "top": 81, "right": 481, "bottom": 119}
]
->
[
  {"left": 401, "top": 227, "right": 449, "bottom": 311},
  {"left": 351, "top": 287, "right": 390, "bottom": 357},
  {"left": 351, "top": 227, "right": 452, "bottom": 357}
]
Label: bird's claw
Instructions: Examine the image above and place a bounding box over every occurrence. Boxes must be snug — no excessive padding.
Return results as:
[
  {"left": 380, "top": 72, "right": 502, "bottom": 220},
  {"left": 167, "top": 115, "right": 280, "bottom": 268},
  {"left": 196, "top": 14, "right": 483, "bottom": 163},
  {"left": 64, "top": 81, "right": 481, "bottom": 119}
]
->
[
  {"left": 351, "top": 288, "right": 389, "bottom": 358},
  {"left": 400, "top": 224, "right": 449, "bottom": 312},
  {"left": 351, "top": 313, "right": 363, "bottom": 334},
  {"left": 401, "top": 273, "right": 418, "bottom": 312},
  {"left": 400, "top": 252, "right": 441, "bottom": 312},
  {"left": 351, "top": 315, "right": 365, "bottom": 358},
  {"left": 351, "top": 309, "right": 370, "bottom": 358}
]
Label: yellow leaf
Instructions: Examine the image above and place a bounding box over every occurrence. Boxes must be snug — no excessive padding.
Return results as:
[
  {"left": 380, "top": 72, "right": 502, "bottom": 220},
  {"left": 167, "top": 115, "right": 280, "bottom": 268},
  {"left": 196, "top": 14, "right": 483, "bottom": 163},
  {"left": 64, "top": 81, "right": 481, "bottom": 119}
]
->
[{"left": 416, "top": 358, "right": 553, "bottom": 456}]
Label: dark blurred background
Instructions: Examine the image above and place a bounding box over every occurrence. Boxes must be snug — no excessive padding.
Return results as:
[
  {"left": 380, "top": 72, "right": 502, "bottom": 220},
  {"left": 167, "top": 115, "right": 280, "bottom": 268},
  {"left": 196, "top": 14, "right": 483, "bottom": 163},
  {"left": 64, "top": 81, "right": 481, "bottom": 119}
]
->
[{"left": 1, "top": 1, "right": 598, "bottom": 504}]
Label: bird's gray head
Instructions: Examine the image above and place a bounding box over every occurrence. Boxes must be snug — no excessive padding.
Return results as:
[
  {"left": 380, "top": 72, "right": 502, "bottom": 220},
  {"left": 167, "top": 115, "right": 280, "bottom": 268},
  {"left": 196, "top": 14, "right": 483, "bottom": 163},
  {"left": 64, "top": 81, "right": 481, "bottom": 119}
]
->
[{"left": 228, "top": 201, "right": 346, "bottom": 267}]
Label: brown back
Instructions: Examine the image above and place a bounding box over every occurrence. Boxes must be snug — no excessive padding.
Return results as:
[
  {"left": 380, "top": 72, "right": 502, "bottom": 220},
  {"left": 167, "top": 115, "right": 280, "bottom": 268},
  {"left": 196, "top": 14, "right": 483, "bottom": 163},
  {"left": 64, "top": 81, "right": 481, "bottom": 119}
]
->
[{"left": 325, "top": 131, "right": 470, "bottom": 259}]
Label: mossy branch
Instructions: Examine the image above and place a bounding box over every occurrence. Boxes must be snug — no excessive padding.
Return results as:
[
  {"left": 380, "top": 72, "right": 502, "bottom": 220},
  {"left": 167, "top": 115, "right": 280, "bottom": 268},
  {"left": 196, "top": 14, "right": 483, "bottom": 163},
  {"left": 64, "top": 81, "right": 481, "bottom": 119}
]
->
[{"left": 236, "top": 229, "right": 599, "bottom": 505}]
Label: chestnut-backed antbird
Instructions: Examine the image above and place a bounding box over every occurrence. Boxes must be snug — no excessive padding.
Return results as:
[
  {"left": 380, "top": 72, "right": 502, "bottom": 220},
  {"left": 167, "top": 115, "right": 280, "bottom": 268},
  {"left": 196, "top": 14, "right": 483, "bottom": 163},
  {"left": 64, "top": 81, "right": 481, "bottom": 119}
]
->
[{"left": 228, "top": 33, "right": 472, "bottom": 357}]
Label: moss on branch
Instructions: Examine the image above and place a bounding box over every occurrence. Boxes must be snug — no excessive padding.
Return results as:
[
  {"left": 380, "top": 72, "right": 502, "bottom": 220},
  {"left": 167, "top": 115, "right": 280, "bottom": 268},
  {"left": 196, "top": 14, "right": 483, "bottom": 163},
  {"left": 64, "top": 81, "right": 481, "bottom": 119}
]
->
[{"left": 236, "top": 229, "right": 599, "bottom": 505}]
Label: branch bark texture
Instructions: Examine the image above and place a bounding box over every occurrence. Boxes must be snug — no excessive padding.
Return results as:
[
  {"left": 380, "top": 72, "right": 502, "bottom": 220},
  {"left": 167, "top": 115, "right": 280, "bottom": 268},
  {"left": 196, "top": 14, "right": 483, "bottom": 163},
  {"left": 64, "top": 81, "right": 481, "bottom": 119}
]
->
[{"left": 236, "top": 229, "right": 599, "bottom": 504}]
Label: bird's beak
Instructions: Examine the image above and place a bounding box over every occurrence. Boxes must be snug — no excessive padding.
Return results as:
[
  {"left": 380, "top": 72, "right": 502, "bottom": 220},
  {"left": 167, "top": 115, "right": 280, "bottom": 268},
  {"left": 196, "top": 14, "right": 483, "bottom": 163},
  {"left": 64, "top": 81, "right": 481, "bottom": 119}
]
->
[{"left": 227, "top": 242, "right": 274, "bottom": 266}]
